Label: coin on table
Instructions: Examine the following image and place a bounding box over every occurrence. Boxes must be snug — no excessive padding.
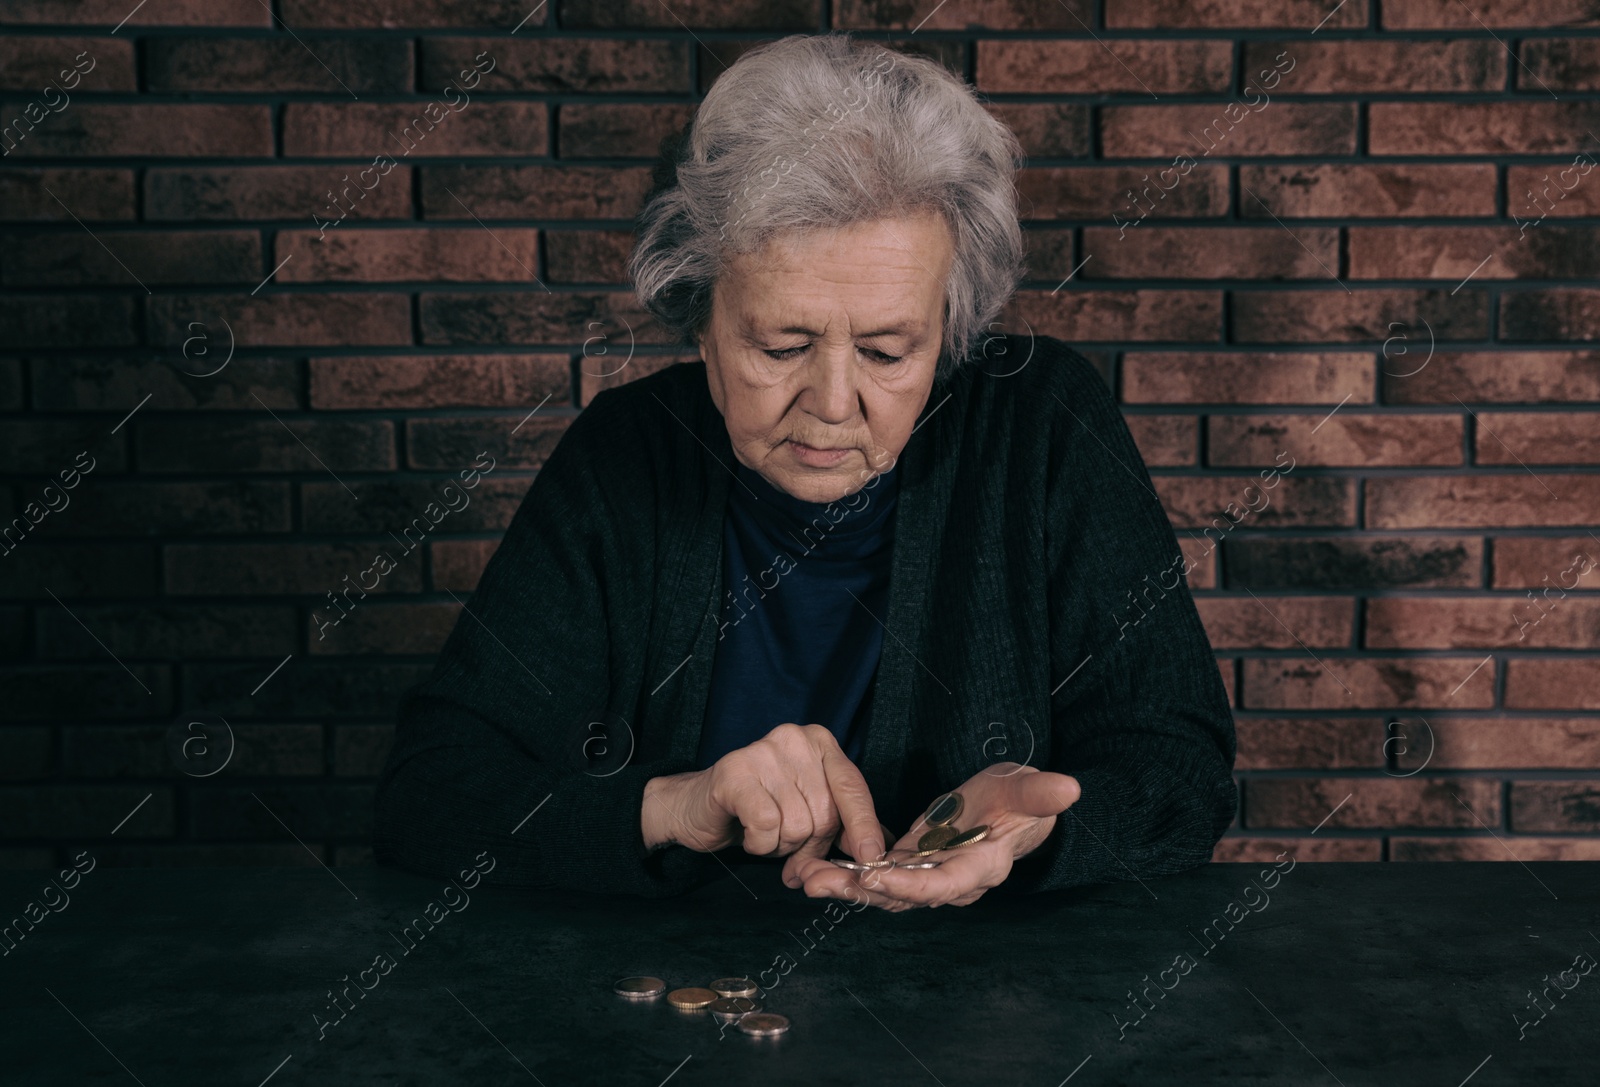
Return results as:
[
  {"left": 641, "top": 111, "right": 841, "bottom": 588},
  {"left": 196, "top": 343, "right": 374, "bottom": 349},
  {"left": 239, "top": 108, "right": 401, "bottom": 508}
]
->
[
  {"left": 737, "top": 1013, "right": 791, "bottom": 1037},
  {"left": 711, "top": 977, "right": 759, "bottom": 999},
  {"left": 917, "top": 825, "right": 959, "bottom": 852},
  {"left": 941, "top": 825, "right": 990, "bottom": 849},
  {"left": 894, "top": 860, "right": 942, "bottom": 869},
  {"left": 666, "top": 987, "right": 719, "bottom": 1010},
  {"left": 614, "top": 976, "right": 667, "bottom": 998},
  {"left": 923, "top": 791, "right": 964, "bottom": 827},
  {"left": 710, "top": 996, "right": 762, "bottom": 1024}
]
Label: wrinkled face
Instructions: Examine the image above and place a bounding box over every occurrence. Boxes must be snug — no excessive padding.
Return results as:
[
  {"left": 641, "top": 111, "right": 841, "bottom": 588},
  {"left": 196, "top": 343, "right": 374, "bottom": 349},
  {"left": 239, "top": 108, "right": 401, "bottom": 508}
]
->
[{"left": 698, "top": 210, "right": 952, "bottom": 505}]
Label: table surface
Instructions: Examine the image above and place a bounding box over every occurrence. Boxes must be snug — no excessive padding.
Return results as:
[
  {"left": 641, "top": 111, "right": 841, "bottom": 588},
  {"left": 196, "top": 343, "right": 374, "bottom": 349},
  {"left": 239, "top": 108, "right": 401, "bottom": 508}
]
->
[{"left": 2, "top": 859, "right": 1597, "bottom": 1086}]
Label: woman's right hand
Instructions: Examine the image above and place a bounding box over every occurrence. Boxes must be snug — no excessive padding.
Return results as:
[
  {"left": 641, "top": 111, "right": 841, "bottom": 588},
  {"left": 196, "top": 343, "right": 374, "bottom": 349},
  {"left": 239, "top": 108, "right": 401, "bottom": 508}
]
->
[{"left": 640, "top": 722, "right": 885, "bottom": 888}]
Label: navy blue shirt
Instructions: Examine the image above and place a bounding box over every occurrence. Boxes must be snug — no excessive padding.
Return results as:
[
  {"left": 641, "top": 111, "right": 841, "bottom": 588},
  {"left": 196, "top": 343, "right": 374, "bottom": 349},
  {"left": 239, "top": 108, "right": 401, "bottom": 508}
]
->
[{"left": 696, "top": 457, "right": 901, "bottom": 769}]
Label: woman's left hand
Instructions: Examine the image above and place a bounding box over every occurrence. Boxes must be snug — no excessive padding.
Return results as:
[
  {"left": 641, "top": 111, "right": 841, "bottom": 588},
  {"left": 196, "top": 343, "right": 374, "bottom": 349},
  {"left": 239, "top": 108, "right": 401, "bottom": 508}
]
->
[{"left": 787, "top": 764, "right": 1081, "bottom": 910}]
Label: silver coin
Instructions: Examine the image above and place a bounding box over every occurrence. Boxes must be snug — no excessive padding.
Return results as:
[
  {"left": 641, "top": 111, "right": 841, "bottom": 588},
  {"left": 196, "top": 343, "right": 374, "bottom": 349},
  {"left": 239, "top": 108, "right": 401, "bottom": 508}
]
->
[
  {"left": 924, "top": 791, "right": 963, "bottom": 827},
  {"left": 613, "top": 976, "right": 667, "bottom": 998},
  {"left": 894, "top": 860, "right": 942, "bottom": 869},
  {"left": 830, "top": 858, "right": 873, "bottom": 871}
]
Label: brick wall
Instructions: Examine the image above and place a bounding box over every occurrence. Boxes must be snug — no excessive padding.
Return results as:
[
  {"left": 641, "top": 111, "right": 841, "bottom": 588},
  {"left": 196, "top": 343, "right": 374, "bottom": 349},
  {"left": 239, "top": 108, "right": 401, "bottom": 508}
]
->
[{"left": 1, "top": 1, "right": 1597, "bottom": 870}]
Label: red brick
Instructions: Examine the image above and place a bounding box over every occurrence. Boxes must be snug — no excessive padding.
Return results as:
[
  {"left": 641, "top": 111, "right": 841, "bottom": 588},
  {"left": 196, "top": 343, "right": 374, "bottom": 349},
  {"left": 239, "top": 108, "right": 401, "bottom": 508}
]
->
[
  {"left": 1241, "top": 657, "right": 1496, "bottom": 710},
  {"left": 1350, "top": 226, "right": 1600, "bottom": 281},
  {"left": 406, "top": 415, "right": 571, "bottom": 470},
  {"left": 430, "top": 538, "right": 500, "bottom": 591},
  {"left": 987, "top": 105, "right": 1092, "bottom": 160},
  {"left": 1211, "top": 836, "right": 1380, "bottom": 862},
  {"left": 190, "top": 784, "right": 373, "bottom": 839},
  {"left": 40, "top": 481, "right": 292, "bottom": 536},
  {"left": 558, "top": 103, "right": 697, "bottom": 158},
  {"left": 419, "top": 292, "right": 663, "bottom": 346},
  {"left": 310, "top": 601, "right": 461, "bottom": 655},
  {"left": 310, "top": 356, "right": 569, "bottom": 410},
  {"left": 1504, "top": 659, "right": 1600, "bottom": 709},
  {"left": 0, "top": 360, "right": 18, "bottom": 409},
  {"left": 978, "top": 40, "right": 1231, "bottom": 95},
  {"left": 0, "top": 667, "right": 172, "bottom": 722},
  {"left": 277, "top": 0, "right": 538, "bottom": 28},
  {"left": 62, "top": 724, "right": 323, "bottom": 777},
  {"left": 1492, "top": 537, "right": 1600, "bottom": 589},
  {"left": 0, "top": 727, "right": 52, "bottom": 780},
  {"left": 135, "top": 419, "right": 395, "bottom": 473},
  {"left": 1123, "top": 415, "right": 1195, "bottom": 467},
  {"left": 39, "top": 604, "right": 296, "bottom": 659},
  {"left": 1382, "top": 351, "right": 1600, "bottom": 405},
  {"left": 1102, "top": 104, "right": 1357, "bottom": 159},
  {"left": 165, "top": 543, "right": 424, "bottom": 596},
  {"left": 1392, "top": 837, "right": 1600, "bottom": 861},
  {"left": 1473, "top": 412, "right": 1600, "bottom": 465},
  {"left": 1502, "top": 289, "right": 1600, "bottom": 341},
  {"left": 1367, "top": 598, "right": 1600, "bottom": 649},
  {"left": 560, "top": 0, "right": 816, "bottom": 28},
  {"left": 1383, "top": 0, "right": 1600, "bottom": 29},
  {"left": 1239, "top": 164, "right": 1497, "bottom": 219},
  {"left": 1370, "top": 103, "right": 1600, "bottom": 155},
  {"left": 184, "top": 664, "right": 432, "bottom": 723},
  {"left": 147, "top": 294, "right": 412, "bottom": 348},
  {"left": 546, "top": 229, "right": 635, "bottom": 284},
  {"left": 1, "top": 229, "right": 261, "bottom": 287},
  {"left": 146, "top": 165, "right": 415, "bottom": 222},
  {"left": 0, "top": 168, "right": 133, "bottom": 220},
  {"left": 0, "top": 294, "right": 135, "bottom": 348},
  {"left": 277, "top": 228, "right": 539, "bottom": 283},
  {"left": 1506, "top": 164, "right": 1600, "bottom": 220},
  {"left": 1179, "top": 538, "right": 1216, "bottom": 590},
  {"left": 578, "top": 352, "right": 690, "bottom": 405},
  {"left": 1157, "top": 476, "right": 1356, "bottom": 529},
  {"left": 1084, "top": 227, "right": 1339, "bottom": 280},
  {"left": 1246, "top": 777, "right": 1498, "bottom": 829},
  {"left": 283, "top": 103, "right": 548, "bottom": 158},
  {"left": 1196, "top": 597, "right": 1353, "bottom": 650},
  {"left": 1003, "top": 290, "right": 1220, "bottom": 343},
  {"left": 1230, "top": 537, "right": 1484, "bottom": 590},
  {"left": 0, "top": 37, "right": 135, "bottom": 91},
  {"left": 424, "top": 38, "right": 689, "bottom": 94},
  {"left": 422, "top": 166, "right": 654, "bottom": 220},
  {"left": 1019, "top": 165, "right": 1228, "bottom": 221},
  {"left": 3, "top": 105, "right": 272, "bottom": 157},
  {"left": 1218, "top": 658, "right": 1236, "bottom": 705},
  {"left": 1242, "top": 40, "right": 1504, "bottom": 94},
  {"left": 1510, "top": 782, "right": 1600, "bottom": 833},
  {"left": 1107, "top": 0, "right": 1366, "bottom": 28},
  {"left": 1209, "top": 412, "right": 1462, "bottom": 467},
  {"left": 0, "top": 0, "right": 267, "bottom": 24},
  {"left": 839, "top": 0, "right": 1090, "bottom": 29},
  {"left": 302, "top": 477, "right": 527, "bottom": 535},
  {"left": 29, "top": 358, "right": 301, "bottom": 411},
  {"left": 1233, "top": 289, "right": 1489, "bottom": 343},
  {"left": 1395, "top": 717, "right": 1600, "bottom": 770},
  {"left": 1234, "top": 717, "right": 1383, "bottom": 770},
  {"left": 146, "top": 38, "right": 412, "bottom": 94},
  {"left": 1367, "top": 476, "right": 1600, "bottom": 528},
  {"left": 0, "top": 786, "right": 174, "bottom": 838},
  {"left": 1122, "top": 352, "right": 1372, "bottom": 405},
  {"left": 0, "top": 419, "right": 127, "bottom": 472},
  {"left": 0, "top": 545, "right": 157, "bottom": 599},
  {"left": 333, "top": 724, "right": 393, "bottom": 776}
]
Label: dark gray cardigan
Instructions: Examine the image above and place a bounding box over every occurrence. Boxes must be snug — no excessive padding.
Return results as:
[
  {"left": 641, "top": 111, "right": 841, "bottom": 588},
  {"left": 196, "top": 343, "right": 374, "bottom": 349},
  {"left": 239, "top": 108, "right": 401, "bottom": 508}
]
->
[{"left": 373, "top": 334, "right": 1238, "bottom": 899}]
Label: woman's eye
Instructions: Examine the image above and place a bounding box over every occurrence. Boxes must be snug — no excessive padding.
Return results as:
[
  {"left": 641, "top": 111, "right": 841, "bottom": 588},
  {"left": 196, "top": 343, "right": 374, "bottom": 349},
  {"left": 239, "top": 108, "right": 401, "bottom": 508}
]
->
[{"left": 761, "top": 346, "right": 903, "bottom": 363}]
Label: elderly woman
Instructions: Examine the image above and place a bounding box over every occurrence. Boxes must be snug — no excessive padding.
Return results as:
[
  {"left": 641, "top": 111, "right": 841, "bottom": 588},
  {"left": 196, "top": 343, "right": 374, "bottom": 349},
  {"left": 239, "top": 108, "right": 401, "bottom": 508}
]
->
[{"left": 374, "top": 33, "right": 1236, "bottom": 911}]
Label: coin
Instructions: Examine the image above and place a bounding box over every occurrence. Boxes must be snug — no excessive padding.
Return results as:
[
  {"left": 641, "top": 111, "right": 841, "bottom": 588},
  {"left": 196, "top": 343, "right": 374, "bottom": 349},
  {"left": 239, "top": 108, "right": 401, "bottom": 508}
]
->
[
  {"left": 710, "top": 996, "right": 761, "bottom": 1024},
  {"left": 924, "top": 791, "right": 963, "bottom": 827},
  {"left": 917, "top": 825, "right": 959, "bottom": 852},
  {"left": 711, "top": 977, "right": 758, "bottom": 999},
  {"left": 614, "top": 976, "right": 667, "bottom": 998},
  {"left": 894, "top": 860, "right": 942, "bottom": 869},
  {"left": 830, "top": 858, "right": 873, "bottom": 871},
  {"left": 666, "top": 987, "right": 719, "bottom": 1010},
  {"left": 737, "top": 1013, "right": 791, "bottom": 1037},
  {"left": 942, "top": 825, "right": 990, "bottom": 849}
]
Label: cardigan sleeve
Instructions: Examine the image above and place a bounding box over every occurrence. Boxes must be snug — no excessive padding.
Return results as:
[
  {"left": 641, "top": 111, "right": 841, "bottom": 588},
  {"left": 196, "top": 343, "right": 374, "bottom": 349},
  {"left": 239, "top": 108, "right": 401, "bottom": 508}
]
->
[
  {"left": 372, "top": 387, "right": 724, "bottom": 898},
  {"left": 998, "top": 349, "right": 1239, "bottom": 897}
]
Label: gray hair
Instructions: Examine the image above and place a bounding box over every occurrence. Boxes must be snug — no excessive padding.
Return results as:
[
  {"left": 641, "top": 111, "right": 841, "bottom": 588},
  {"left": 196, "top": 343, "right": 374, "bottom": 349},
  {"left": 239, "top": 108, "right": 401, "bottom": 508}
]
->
[{"left": 627, "top": 32, "right": 1026, "bottom": 385}]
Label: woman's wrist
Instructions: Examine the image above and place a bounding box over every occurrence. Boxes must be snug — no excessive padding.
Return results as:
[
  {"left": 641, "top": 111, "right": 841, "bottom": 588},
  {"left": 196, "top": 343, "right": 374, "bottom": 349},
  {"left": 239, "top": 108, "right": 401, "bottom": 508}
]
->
[{"left": 640, "top": 771, "right": 694, "bottom": 851}]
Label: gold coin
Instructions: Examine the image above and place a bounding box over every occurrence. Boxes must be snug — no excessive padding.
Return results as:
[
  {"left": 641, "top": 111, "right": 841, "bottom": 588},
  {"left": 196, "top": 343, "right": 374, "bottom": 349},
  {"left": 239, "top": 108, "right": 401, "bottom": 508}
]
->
[
  {"left": 737, "top": 1012, "right": 791, "bottom": 1037},
  {"left": 923, "top": 791, "right": 963, "bottom": 827},
  {"left": 711, "top": 977, "right": 758, "bottom": 999},
  {"left": 942, "top": 825, "right": 990, "bottom": 849},
  {"left": 710, "top": 996, "right": 761, "bottom": 1023},
  {"left": 666, "top": 987, "right": 719, "bottom": 1010},
  {"left": 917, "top": 825, "right": 958, "bottom": 852},
  {"left": 613, "top": 976, "right": 667, "bottom": 998}
]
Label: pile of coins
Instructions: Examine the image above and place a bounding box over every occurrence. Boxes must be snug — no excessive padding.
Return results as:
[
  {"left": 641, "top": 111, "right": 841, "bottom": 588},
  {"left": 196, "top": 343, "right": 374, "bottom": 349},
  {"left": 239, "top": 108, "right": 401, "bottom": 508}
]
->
[
  {"left": 829, "top": 790, "right": 989, "bottom": 871},
  {"left": 612, "top": 975, "right": 789, "bottom": 1037}
]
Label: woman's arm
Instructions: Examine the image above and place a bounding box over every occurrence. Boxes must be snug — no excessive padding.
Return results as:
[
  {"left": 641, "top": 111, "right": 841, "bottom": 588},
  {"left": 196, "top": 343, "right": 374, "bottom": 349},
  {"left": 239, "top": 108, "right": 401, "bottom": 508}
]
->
[
  {"left": 1000, "top": 349, "right": 1238, "bottom": 896},
  {"left": 373, "top": 388, "right": 723, "bottom": 898}
]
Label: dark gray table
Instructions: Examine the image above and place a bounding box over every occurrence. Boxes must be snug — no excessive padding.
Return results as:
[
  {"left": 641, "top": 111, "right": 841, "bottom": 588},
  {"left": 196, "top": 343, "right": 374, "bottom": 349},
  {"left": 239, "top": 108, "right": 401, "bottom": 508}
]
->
[{"left": 2, "top": 860, "right": 1597, "bottom": 1086}]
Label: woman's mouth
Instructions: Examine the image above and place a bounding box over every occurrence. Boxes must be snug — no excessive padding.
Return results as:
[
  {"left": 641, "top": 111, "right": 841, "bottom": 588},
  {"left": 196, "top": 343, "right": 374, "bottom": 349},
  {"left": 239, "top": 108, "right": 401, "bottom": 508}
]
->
[{"left": 787, "top": 440, "right": 852, "bottom": 468}]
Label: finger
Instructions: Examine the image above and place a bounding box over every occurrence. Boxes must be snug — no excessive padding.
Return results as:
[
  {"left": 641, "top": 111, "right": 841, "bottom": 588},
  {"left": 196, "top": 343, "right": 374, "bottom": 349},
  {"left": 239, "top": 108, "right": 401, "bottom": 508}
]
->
[
  {"left": 865, "top": 847, "right": 1003, "bottom": 907},
  {"left": 792, "top": 859, "right": 917, "bottom": 912},
  {"left": 1007, "top": 772, "right": 1081, "bottom": 817},
  {"left": 817, "top": 743, "right": 884, "bottom": 861},
  {"left": 786, "top": 758, "right": 845, "bottom": 864},
  {"left": 727, "top": 783, "right": 785, "bottom": 857}
]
